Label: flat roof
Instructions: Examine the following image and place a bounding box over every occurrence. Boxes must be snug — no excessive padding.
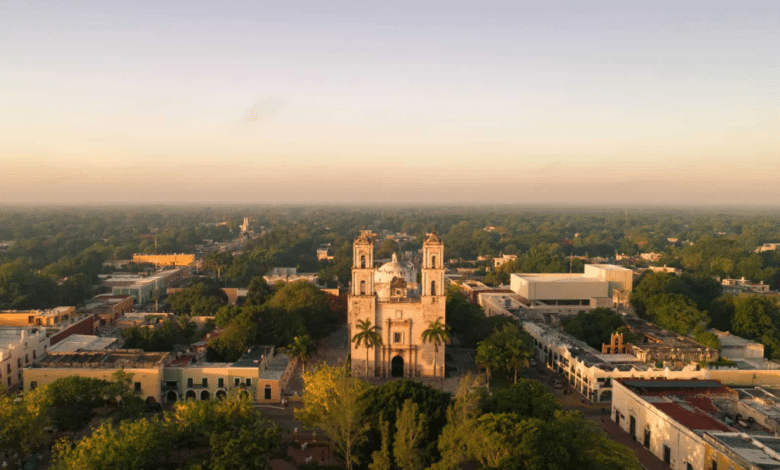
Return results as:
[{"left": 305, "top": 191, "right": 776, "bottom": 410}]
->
[
  {"left": 259, "top": 353, "right": 290, "bottom": 380},
  {"left": 33, "top": 350, "right": 168, "bottom": 368},
  {"left": 512, "top": 273, "right": 602, "bottom": 283},
  {"left": 48, "top": 335, "right": 118, "bottom": 352},
  {"left": 233, "top": 346, "right": 274, "bottom": 368},
  {"left": 588, "top": 264, "right": 632, "bottom": 271},
  {"left": 707, "top": 433, "right": 780, "bottom": 468}
]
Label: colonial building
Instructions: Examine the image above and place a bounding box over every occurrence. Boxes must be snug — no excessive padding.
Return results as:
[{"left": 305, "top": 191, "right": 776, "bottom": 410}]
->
[{"left": 349, "top": 230, "right": 445, "bottom": 378}]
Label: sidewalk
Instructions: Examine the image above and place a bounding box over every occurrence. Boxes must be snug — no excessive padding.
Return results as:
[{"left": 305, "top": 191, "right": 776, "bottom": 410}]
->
[{"left": 600, "top": 418, "right": 670, "bottom": 470}]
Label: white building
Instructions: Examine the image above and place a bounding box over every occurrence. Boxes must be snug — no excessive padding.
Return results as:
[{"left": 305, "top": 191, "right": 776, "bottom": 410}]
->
[
  {"left": 525, "top": 322, "right": 708, "bottom": 402},
  {"left": 611, "top": 379, "right": 737, "bottom": 470},
  {"left": 0, "top": 327, "right": 49, "bottom": 389}
]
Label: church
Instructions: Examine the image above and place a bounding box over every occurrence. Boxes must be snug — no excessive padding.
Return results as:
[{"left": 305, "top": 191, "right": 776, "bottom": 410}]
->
[{"left": 348, "top": 230, "right": 446, "bottom": 379}]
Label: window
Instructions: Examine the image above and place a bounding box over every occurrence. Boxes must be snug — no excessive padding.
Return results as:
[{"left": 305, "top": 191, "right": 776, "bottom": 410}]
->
[
  {"left": 687, "top": 463, "right": 693, "bottom": 470},
  {"left": 218, "top": 378, "right": 224, "bottom": 388},
  {"left": 394, "top": 332, "right": 403, "bottom": 344},
  {"left": 245, "top": 378, "right": 252, "bottom": 387},
  {"left": 25, "top": 354, "right": 28, "bottom": 364},
  {"left": 643, "top": 429, "right": 651, "bottom": 448},
  {"left": 360, "top": 255, "right": 366, "bottom": 268},
  {"left": 187, "top": 378, "right": 194, "bottom": 388},
  {"left": 235, "top": 377, "right": 241, "bottom": 387},
  {"left": 5, "top": 364, "right": 9, "bottom": 373},
  {"left": 202, "top": 378, "right": 208, "bottom": 388},
  {"left": 30, "top": 381, "right": 37, "bottom": 390},
  {"left": 663, "top": 445, "right": 671, "bottom": 465},
  {"left": 264, "top": 385, "right": 272, "bottom": 400},
  {"left": 431, "top": 255, "right": 436, "bottom": 267},
  {"left": 134, "top": 382, "right": 142, "bottom": 393},
  {"left": 430, "top": 280, "right": 436, "bottom": 296},
  {"left": 32, "top": 350, "right": 36, "bottom": 359},
  {"left": 395, "top": 310, "right": 402, "bottom": 319},
  {"left": 17, "top": 358, "right": 21, "bottom": 368},
  {"left": 711, "top": 460, "right": 717, "bottom": 470},
  {"left": 360, "top": 280, "right": 366, "bottom": 295}
]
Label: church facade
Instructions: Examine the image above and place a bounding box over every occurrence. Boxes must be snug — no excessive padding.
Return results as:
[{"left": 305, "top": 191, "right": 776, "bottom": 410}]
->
[{"left": 348, "top": 230, "right": 446, "bottom": 378}]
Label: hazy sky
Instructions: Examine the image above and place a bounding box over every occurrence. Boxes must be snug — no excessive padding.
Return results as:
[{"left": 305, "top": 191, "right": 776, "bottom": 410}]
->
[{"left": 1, "top": 1, "right": 778, "bottom": 205}]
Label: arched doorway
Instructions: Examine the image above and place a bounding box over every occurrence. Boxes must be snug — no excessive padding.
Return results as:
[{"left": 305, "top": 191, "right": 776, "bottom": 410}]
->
[
  {"left": 216, "top": 390, "right": 227, "bottom": 400},
  {"left": 200, "top": 390, "right": 210, "bottom": 400},
  {"left": 185, "top": 390, "right": 196, "bottom": 400},
  {"left": 391, "top": 355, "right": 404, "bottom": 377},
  {"left": 166, "top": 391, "right": 178, "bottom": 403}
]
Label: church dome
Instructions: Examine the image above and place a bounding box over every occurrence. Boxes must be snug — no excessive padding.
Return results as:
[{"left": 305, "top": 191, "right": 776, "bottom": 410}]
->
[{"left": 375, "top": 253, "right": 414, "bottom": 284}]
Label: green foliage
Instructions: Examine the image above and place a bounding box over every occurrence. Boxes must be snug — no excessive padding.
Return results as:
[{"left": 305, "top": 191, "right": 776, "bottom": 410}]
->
[
  {"left": 694, "top": 330, "right": 721, "bottom": 349},
  {"left": 481, "top": 379, "right": 560, "bottom": 421},
  {"left": 168, "top": 280, "right": 228, "bottom": 316},
  {"left": 43, "top": 376, "right": 113, "bottom": 432},
  {"left": 122, "top": 316, "right": 201, "bottom": 352},
  {"left": 732, "top": 295, "right": 780, "bottom": 358},
  {"left": 296, "top": 364, "right": 370, "bottom": 470},
  {"left": 357, "top": 380, "right": 451, "bottom": 469},
  {"left": 445, "top": 285, "right": 514, "bottom": 348},
  {"left": 421, "top": 317, "right": 451, "bottom": 378},
  {"left": 647, "top": 293, "right": 709, "bottom": 335},
  {"left": 376, "top": 239, "right": 400, "bottom": 259},
  {"left": 393, "top": 400, "right": 426, "bottom": 470},
  {"left": 288, "top": 333, "right": 316, "bottom": 372},
  {"left": 562, "top": 308, "right": 626, "bottom": 350},
  {"left": 352, "top": 319, "right": 382, "bottom": 378},
  {"left": 245, "top": 275, "right": 272, "bottom": 306},
  {"left": 0, "top": 387, "right": 50, "bottom": 464},
  {"left": 368, "top": 416, "right": 393, "bottom": 470},
  {"left": 475, "top": 323, "right": 533, "bottom": 385}
]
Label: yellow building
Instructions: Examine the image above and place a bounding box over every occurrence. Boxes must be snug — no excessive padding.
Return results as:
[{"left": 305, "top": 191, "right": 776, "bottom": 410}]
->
[
  {"left": 24, "top": 350, "right": 169, "bottom": 404},
  {"left": 0, "top": 306, "right": 76, "bottom": 327},
  {"left": 132, "top": 253, "right": 196, "bottom": 267},
  {"left": 703, "top": 431, "right": 780, "bottom": 470}
]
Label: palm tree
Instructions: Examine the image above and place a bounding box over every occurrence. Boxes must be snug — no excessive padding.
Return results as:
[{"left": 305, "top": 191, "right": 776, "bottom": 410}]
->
[
  {"left": 352, "top": 319, "right": 382, "bottom": 378},
  {"left": 288, "top": 334, "right": 316, "bottom": 373},
  {"left": 175, "top": 314, "right": 197, "bottom": 343},
  {"left": 475, "top": 341, "right": 501, "bottom": 389},
  {"left": 421, "top": 317, "right": 451, "bottom": 379}
]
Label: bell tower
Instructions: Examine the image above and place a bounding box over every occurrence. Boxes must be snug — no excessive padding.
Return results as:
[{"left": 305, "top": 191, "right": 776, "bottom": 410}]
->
[
  {"left": 421, "top": 230, "right": 444, "bottom": 297},
  {"left": 351, "top": 230, "right": 375, "bottom": 296}
]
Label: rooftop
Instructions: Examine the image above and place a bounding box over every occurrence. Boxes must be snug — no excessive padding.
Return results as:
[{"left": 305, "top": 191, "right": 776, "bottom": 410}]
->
[
  {"left": 706, "top": 432, "right": 780, "bottom": 469},
  {"left": 233, "top": 346, "right": 274, "bottom": 368},
  {"left": 512, "top": 273, "right": 603, "bottom": 283},
  {"left": 259, "top": 353, "right": 290, "bottom": 380},
  {"left": 33, "top": 350, "right": 168, "bottom": 369},
  {"left": 48, "top": 335, "right": 119, "bottom": 352}
]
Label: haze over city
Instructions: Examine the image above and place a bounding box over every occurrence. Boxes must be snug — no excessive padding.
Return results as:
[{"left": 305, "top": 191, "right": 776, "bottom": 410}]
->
[{"left": 1, "top": 1, "right": 778, "bottom": 205}]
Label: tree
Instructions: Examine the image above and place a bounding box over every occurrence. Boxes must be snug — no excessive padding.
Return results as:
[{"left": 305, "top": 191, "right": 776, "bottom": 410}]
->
[
  {"left": 296, "top": 364, "right": 370, "bottom": 470},
  {"left": 352, "top": 319, "right": 382, "bottom": 378},
  {"left": 368, "top": 416, "right": 393, "bottom": 470},
  {"left": 393, "top": 399, "right": 426, "bottom": 470},
  {"left": 0, "top": 387, "right": 50, "bottom": 467},
  {"left": 482, "top": 379, "right": 560, "bottom": 420},
  {"left": 357, "top": 380, "right": 451, "bottom": 467},
  {"left": 245, "top": 275, "right": 272, "bottom": 306},
  {"left": 288, "top": 334, "right": 316, "bottom": 373},
  {"left": 42, "top": 376, "right": 113, "bottom": 432},
  {"left": 647, "top": 293, "right": 708, "bottom": 335},
  {"left": 475, "top": 341, "right": 501, "bottom": 388},
  {"left": 562, "top": 308, "right": 626, "bottom": 350},
  {"left": 421, "top": 317, "right": 451, "bottom": 379}
]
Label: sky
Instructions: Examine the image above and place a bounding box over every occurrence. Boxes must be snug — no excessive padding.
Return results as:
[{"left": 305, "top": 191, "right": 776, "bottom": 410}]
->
[{"left": 1, "top": 1, "right": 778, "bottom": 206}]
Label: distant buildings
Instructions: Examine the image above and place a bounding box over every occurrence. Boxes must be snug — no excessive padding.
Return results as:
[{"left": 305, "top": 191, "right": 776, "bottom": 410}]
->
[
  {"left": 757, "top": 243, "right": 780, "bottom": 253},
  {"left": 132, "top": 253, "right": 196, "bottom": 267},
  {"left": 721, "top": 277, "right": 771, "bottom": 295},
  {"left": 264, "top": 267, "right": 320, "bottom": 286}
]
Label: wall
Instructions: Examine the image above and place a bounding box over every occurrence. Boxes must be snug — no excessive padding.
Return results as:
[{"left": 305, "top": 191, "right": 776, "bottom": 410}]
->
[
  {"left": 612, "top": 381, "right": 707, "bottom": 470},
  {"left": 49, "top": 315, "right": 95, "bottom": 345},
  {"left": 25, "top": 365, "right": 163, "bottom": 403}
]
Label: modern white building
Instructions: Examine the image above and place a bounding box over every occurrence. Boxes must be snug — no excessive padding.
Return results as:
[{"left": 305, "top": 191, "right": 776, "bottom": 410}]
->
[{"left": 509, "top": 264, "right": 632, "bottom": 311}]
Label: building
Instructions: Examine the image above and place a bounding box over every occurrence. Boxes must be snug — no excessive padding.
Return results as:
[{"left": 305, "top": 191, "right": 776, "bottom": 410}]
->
[
  {"left": 82, "top": 295, "right": 134, "bottom": 327},
  {"left": 711, "top": 329, "right": 766, "bottom": 362},
  {"left": 623, "top": 315, "right": 719, "bottom": 365},
  {"left": 317, "top": 243, "right": 334, "bottom": 261},
  {"left": 349, "top": 230, "right": 446, "bottom": 378},
  {"left": 0, "top": 306, "right": 77, "bottom": 328},
  {"left": 611, "top": 379, "right": 738, "bottom": 470},
  {"left": 161, "top": 346, "right": 293, "bottom": 404},
  {"left": 509, "top": 264, "right": 632, "bottom": 312},
  {"left": 47, "top": 334, "right": 119, "bottom": 352},
  {"left": 493, "top": 254, "right": 517, "bottom": 268},
  {"left": 0, "top": 327, "right": 49, "bottom": 389},
  {"left": 757, "top": 243, "right": 780, "bottom": 253},
  {"left": 264, "top": 268, "right": 320, "bottom": 286},
  {"left": 722, "top": 277, "right": 771, "bottom": 295},
  {"left": 704, "top": 432, "right": 780, "bottom": 470},
  {"left": 106, "top": 274, "right": 167, "bottom": 304},
  {"left": 25, "top": 350, "right": 169, "bottom": 405},
  {"left": 458, "top": 280, "right": 514, "bottom": 304},
  {"left": 525, "top": 322, "right": 707, "bottom": 403},
  {"left": 132, "top": 253, "right": 196, "bottom": 267},
  {"left": 648, "top": 265, "right": 683, "bottom": 276}
]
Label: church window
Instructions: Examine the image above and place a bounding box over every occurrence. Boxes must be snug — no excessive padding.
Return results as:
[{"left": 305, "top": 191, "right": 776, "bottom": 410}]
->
[
  {"left": 430, "top": 280, "right": 436, "bottom": 296},
  {"left": 394, "top": 332, "right": 403, "bottom": 343},
  {"left": 360, "top": 255, "right": 366, "bottom": 268},
  {"left": 431, "top": 255, "right": 436, "bottom": 268},
  {"left": 360, "top": 280, "right": 366, "bottom": 295},
  {"left": 395, "top": 310, "right": 402, "bottom": 319}
]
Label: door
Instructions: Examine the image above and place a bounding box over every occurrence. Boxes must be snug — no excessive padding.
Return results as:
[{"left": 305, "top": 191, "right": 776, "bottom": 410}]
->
[
  {"left": 629, "top": 415, "right": 636, "bottom": 441},
  {"left": 391, "top": 355, "right": 404, "bottom": 377}
]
